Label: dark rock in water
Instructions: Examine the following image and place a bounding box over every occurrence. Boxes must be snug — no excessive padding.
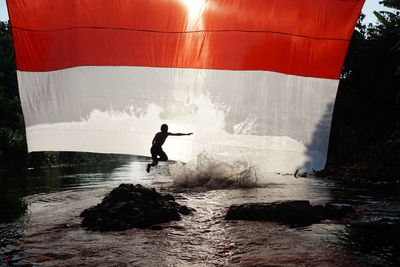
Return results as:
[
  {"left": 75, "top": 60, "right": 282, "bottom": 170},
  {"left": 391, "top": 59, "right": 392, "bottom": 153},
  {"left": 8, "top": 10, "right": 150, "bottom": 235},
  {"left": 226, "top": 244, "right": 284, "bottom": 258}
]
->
[
  {"left": 80, "top": 184, "right": 192, "bottom": 231},
  {"left": 225, "top": 201, "right": 357, "bottom": 226},
  {"left": 178, "top": 205, "right": 192, "bottom": 215},
  {"left": 294, "top": 169, "right": 307, "bottom": 178},
  {"left": 225, "top": 201, "right": 323, "bottom": 226}
]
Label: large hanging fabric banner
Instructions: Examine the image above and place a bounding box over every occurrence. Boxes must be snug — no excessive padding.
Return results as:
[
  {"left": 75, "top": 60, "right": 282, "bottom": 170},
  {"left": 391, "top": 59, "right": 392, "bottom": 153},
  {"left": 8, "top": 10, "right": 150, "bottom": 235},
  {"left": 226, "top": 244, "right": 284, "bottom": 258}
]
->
[{"left": 7, "top": 0, "right": 364, "bottom": 172}]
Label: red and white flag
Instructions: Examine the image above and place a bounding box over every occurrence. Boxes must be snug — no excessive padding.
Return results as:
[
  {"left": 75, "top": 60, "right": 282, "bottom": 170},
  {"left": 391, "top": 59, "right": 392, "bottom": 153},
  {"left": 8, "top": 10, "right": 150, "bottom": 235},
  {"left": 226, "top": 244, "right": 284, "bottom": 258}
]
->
[{"left": 7, "top": 0, "right": 364, "bottom": 172}]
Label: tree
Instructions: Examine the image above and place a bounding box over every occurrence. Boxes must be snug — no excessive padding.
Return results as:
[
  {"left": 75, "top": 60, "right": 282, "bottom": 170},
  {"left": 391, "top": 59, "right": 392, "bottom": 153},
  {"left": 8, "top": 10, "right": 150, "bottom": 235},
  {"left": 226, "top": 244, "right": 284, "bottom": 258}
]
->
[
  {"left": 0, "top": 21, "right": 27, "bottom": 168},
  {"left": 326, "top": 2, "right": 400, "bottom": 169}
]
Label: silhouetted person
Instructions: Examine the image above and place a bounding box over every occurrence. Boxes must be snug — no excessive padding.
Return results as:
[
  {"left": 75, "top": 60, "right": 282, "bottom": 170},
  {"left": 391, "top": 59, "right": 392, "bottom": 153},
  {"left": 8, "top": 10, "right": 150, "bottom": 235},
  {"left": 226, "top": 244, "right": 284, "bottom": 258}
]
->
[{"left": 146, "top": 124, "right": 193, "bottom": 173}]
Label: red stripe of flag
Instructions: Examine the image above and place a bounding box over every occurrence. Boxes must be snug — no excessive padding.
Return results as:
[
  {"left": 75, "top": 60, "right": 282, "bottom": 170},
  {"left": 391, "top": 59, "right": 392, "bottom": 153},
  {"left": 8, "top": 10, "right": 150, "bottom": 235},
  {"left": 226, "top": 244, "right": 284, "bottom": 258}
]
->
[{"left": 7, "top": 0, "right": 364, "bottom": 79}]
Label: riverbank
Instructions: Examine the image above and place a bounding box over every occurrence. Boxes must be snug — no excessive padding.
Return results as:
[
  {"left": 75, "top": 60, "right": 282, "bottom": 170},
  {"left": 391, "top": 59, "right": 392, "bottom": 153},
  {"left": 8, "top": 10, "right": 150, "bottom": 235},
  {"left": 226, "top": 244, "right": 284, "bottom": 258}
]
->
[
  {"left": 0, "top": 151, "right": 141, "bottom": 172},
  {"left": 317, "top": 139, "right": 400, "bottom": 184}
]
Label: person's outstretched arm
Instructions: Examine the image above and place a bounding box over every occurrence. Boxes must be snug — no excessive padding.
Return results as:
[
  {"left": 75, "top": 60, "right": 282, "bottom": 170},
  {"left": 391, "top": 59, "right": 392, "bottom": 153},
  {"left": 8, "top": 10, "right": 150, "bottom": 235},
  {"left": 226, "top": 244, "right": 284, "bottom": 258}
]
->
[{"left": 169, "top": 132, "right": 193, "bottom": 136}]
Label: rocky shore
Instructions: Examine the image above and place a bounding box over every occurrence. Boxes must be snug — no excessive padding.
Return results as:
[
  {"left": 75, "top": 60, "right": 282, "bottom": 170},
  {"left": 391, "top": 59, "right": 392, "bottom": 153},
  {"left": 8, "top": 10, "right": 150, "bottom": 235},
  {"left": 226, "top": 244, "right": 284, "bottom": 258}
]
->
[
  {"left": 316, "top": 140, "right": 400, "bottom": 184},
  {"left": 225, "top": 200, "right": 357, "bottom": 226}
]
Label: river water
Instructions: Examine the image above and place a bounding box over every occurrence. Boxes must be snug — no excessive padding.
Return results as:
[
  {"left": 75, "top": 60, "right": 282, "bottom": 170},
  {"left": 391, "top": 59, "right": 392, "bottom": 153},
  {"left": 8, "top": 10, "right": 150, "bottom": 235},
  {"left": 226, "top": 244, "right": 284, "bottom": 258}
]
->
[{"left": 1, "top": 157, "right": 399, "bottom": 266}]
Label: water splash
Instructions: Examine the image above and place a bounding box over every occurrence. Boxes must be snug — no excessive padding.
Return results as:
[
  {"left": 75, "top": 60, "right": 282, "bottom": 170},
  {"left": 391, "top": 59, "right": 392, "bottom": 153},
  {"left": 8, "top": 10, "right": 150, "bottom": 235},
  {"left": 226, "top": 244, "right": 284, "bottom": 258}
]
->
[{"left": 169, "top": 152, "right": 259, "bottom": 189}]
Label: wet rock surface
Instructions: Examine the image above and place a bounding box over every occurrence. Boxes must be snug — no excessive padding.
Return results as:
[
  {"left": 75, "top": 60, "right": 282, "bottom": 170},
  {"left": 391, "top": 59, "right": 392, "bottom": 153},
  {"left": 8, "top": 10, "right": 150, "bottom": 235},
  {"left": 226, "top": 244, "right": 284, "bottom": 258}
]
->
[
  {"left": 225, "top": 200, "right": 357, "bottom": 226},
  {"left": 80, "top": 183, "right": 193, "bottom": 231}
]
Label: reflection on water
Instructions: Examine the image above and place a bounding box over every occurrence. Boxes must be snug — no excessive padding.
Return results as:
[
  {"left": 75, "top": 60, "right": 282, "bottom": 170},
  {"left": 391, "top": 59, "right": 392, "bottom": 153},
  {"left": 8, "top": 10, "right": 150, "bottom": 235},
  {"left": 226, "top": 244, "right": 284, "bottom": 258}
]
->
[{"left": 1, "top": 160, "right": 399, "bottom": 266}]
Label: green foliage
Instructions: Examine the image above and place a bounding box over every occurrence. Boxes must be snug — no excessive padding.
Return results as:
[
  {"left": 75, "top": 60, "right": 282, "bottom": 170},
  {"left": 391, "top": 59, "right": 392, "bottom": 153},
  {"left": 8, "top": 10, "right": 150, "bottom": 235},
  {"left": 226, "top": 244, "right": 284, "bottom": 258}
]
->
[
  {"left": 380, "top": 0, "right": 400, "bottom": 10},
  {"left": 373, "top": 11, "right": 389, "bottom": 26},
  {"left": 0, "top": 21, "right": 27, "bottom": 168},
  {"left": 374, "top": 1, "right": 400, "bottom": 53}
]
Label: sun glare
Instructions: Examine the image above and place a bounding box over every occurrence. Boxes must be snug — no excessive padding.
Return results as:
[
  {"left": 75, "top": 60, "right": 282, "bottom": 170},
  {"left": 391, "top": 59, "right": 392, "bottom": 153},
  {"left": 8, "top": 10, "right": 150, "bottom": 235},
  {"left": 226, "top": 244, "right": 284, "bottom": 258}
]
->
[{"left": 182, "top": 0, "right": 205, "bottom": 22}]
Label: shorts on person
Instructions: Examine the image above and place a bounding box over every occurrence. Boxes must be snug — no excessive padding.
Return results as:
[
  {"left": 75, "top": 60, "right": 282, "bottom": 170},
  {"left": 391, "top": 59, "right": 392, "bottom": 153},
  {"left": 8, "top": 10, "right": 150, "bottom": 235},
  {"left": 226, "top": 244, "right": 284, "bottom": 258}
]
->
[{"left": 150, "top": 145, "right": 168, "bottom": 166}]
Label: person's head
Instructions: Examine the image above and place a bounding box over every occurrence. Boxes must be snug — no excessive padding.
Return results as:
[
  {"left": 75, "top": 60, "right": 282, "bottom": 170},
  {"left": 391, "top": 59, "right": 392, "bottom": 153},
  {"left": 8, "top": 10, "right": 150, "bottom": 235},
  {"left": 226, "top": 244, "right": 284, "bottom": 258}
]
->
[{"left": 161, "top": 124, "right": 168, "bottom": 133}]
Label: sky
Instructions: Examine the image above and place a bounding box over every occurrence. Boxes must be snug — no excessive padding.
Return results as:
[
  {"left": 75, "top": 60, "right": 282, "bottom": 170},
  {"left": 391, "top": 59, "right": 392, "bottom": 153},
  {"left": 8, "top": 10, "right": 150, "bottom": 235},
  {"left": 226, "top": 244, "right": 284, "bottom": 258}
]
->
[{"left": 0, "top": 0, "right": 396, "bottom": 24}]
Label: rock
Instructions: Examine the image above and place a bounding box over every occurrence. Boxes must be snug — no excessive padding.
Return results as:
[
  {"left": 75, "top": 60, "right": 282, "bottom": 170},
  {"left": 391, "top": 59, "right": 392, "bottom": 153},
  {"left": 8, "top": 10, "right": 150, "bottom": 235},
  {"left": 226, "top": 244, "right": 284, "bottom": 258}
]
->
[
  {"left": 80, "top": 184, "right": 192, "bottom": 231},
  {"left": 294, "top": 169, "right": 308, "bottom": 178},
  {"left": 225, "top": 201, "right": 357, "bottom": 226},
  {"left": 178, "top": 205, "right": 194, "bottom": 215},
  {"left": 225, "top": 201, "right": 324, "bottom": 226}
]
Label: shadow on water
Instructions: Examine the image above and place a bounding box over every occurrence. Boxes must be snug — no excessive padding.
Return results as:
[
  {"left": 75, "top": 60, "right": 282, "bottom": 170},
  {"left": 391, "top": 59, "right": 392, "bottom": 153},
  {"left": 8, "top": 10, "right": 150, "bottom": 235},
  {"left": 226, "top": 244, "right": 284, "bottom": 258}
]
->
[{"left": 0, "top": 163, "right": 125, "bottom": 223}]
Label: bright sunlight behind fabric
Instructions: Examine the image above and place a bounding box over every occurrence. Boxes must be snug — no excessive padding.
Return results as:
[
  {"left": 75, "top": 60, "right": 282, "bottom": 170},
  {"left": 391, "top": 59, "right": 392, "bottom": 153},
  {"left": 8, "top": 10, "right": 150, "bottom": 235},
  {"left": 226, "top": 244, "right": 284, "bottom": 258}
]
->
[{"left": 7, "top": 0, "right": 365, "bottom": 172}]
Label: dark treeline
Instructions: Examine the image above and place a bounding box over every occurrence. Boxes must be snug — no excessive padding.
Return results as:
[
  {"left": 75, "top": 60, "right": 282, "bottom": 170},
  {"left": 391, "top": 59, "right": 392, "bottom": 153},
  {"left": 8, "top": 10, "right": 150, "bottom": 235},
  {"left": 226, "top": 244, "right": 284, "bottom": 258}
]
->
[
  {"left": 324, "top": 0, "right": 400, "bottom": 181},
  {"left": 1, "top": 1, "right": 399, "bottom": 175}
]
